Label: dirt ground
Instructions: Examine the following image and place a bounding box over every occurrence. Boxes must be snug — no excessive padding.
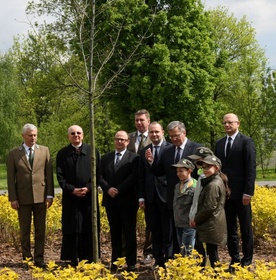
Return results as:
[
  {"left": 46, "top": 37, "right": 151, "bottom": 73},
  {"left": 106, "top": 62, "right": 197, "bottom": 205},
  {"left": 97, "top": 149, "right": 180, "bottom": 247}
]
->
[{"left": 0, "top": 233, "right": 275, "bottom": 279}]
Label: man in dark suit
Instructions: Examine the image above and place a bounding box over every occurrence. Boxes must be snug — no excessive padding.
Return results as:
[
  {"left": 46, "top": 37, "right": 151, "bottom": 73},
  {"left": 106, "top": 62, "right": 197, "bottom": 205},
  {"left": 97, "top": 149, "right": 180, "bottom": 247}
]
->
[
  {"left": 215, "top": 113, "right": 256, "bottom": 270},
  {"left": 56, "top": 125, "right": 100, "bottom": 266},
  {"left": 7, "top": 123, "right": 54, "bottom": 268},
  {"left": 145, "top": 121, "right": 201, "bottom": 253},
  {"left": 100, "top": 130, "right": 139, "bottom": 271},
  {"left": 128, "top": 108, "right": 152, "bottom": 264},
  {"left": 139, "top": 122, "right": 173, "bottom": 269}
]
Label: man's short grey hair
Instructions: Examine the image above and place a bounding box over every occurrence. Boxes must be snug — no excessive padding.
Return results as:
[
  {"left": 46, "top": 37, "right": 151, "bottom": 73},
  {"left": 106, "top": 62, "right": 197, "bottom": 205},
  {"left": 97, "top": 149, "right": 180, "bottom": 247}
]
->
[
  {"left": 167, "top": 121, "right": 186, "bottom": 132},
  {"left": 68, "top": 125, "right": 83, "bottom": 134},
  {"left": 22, "top": 123, "right": 37, "bottom": 134}
]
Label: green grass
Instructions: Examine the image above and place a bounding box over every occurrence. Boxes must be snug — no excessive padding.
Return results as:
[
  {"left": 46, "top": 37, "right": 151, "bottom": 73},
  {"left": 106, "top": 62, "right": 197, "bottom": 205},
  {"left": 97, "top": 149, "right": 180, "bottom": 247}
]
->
[
  {"left": 256, "top": 168, "right": 276, "bottom": 180},
  {"left": 0, "top": 164, "right": 7, "bottom": 189},
  {"left": 0, "top": 164, "right": 275, "bottom": 190}
]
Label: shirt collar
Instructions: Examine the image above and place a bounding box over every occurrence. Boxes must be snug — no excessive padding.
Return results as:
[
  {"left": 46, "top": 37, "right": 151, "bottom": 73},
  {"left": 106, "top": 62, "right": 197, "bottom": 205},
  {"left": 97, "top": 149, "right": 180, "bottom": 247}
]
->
[
  {"left": 138, "top": 131, "right": 148, "bottom": 138},
  {"left": 115, "top": 149, "right": 127, "bottom": 156},
  {"left": 177, "top": 137, "right": 188, "bottom": 150},
  {"left": 227, "top": 131, "right": 239, "bottom": 142},
  {"left": 23, "top": 143, "right": 34, "bottom": 152}
]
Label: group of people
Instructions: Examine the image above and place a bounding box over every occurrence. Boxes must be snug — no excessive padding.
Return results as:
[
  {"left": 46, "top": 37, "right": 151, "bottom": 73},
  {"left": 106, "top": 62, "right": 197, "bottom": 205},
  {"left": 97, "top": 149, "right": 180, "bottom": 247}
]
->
[{"left": 7, "top": 110, "right": 256, "bottom": 273}]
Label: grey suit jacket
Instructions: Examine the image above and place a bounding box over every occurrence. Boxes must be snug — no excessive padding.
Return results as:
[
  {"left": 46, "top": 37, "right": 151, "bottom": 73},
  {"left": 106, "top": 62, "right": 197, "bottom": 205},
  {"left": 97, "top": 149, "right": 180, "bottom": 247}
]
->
[
  {"left": 127, "top": 131, "right": 152, "bottom": 153},
  {"left": 7, "top": 144, "right": 54, "bottom": 205}
]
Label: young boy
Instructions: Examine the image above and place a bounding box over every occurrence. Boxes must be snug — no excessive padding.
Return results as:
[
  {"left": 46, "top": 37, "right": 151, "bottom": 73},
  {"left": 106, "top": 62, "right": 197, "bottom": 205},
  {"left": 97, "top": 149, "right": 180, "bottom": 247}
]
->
[{"left": 172, "top": 159, "right": 197, "bottom": 256}]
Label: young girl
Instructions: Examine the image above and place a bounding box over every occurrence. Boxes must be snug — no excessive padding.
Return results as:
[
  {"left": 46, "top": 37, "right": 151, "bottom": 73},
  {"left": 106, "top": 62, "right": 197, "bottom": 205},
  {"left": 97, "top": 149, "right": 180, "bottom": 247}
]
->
[{"left": 194, "top": 155, "right": 230, "bottom": 268}]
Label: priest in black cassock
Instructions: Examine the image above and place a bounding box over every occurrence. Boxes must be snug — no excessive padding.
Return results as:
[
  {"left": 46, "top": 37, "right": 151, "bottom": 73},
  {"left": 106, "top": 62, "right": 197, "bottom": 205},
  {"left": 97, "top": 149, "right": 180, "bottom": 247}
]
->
[{"left": 56, "top": 125, "right": 100, "bottom": 266}]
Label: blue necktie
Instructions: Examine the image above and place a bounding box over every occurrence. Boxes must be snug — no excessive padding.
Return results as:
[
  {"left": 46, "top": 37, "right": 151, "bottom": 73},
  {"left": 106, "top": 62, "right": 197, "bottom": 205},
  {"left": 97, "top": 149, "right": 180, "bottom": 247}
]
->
[{"left": 175, "top": 147, "right": 181, "bottom": 163}]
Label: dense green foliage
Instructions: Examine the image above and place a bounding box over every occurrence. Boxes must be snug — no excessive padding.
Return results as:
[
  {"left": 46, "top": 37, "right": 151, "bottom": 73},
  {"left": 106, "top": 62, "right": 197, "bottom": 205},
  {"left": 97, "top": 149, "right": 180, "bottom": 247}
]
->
[{"left": 0, "top": 0, "right": 274, "bottom": 168}]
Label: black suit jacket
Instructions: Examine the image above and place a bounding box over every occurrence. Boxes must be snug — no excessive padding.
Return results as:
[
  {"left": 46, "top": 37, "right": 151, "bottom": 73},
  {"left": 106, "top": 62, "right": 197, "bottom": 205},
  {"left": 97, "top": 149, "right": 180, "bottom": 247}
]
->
[
  {"left": 139, "top": 141, "right": 173, "bottom": 204},
  {"left": 100, "top": 150, "right": 139, "bottom": 208},
  {"left": 215, "top": 132, "right": 256, "bottom": 199},
  {"left": 151, "top": 139, "right": 201, "bottom": 209}
]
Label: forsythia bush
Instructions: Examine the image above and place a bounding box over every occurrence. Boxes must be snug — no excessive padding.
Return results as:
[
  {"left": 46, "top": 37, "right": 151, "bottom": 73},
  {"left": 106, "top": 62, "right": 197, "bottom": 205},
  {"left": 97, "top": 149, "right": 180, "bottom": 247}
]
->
[
  {"left": 252, "top": 186, "right": 276, "bottom": 244},
  {"left": 0, "top": 184, "right": 275, "bottom": 279},
  {"left": 156, "top": 252, "right": 276, "bottom": 280}
]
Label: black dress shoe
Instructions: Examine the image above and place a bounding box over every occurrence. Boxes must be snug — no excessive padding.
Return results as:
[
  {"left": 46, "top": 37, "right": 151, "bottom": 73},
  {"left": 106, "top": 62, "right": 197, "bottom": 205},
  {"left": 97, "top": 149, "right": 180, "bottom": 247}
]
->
[
  {"left": 127, "top": 265, "right": 136, "bottom": 271},
  {"left": 70, "top": 260, "right": 79, "bottom": 267},
  {"left": 34, "top": 261, "right": 46, "bottom": 268},
  {"left": 224, "top": 267, "right": 235, "bottom": 274}
]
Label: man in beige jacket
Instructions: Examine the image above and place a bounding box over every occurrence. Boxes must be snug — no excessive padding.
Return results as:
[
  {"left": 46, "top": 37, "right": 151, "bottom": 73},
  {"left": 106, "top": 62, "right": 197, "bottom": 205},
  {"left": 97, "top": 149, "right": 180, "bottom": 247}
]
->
[{"left": 7, "top": 123, "right": 54, "bottom": 268}]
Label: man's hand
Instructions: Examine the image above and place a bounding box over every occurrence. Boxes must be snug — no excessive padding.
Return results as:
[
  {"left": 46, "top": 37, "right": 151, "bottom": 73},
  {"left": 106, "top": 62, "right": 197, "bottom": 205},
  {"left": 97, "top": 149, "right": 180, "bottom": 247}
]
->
[
  {"left": 107, "top": 187, "right": 119, "bottom": 198},
  {"left": 145, "top": 148, "right": 153, "bottom": 164},
  {"left": 139, "top": 201, "right": 145, "bottom": 210},
  {"left": 189, "top": 219, "right": 196, "bottom": 228},
  {"left": 73, "top": 188, "right": 88, "bottom": 197},
  {"left": 11, "top": 200, "right": 19, "bottom": 210},
  {"left": 242, "top": 194, "right": 251, "bottom": 205},
  {"left": 46, "top": 198, "right": 53, "bottom": 208}
]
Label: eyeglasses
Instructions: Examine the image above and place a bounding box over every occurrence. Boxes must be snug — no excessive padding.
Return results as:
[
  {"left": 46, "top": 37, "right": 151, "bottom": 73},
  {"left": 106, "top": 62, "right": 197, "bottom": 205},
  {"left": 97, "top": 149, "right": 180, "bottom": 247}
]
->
[
  {"left": 70, "top": 131, "right": 82, "bottom": 135},
  {"left": 169, "top": 133, "right": 183, "bottom": 140},
  {"left": 114, "top": 138, "right": 129, "bottom": 143},
  {"left": 223, "top": 121, "right": 238, "bottom": 125}
]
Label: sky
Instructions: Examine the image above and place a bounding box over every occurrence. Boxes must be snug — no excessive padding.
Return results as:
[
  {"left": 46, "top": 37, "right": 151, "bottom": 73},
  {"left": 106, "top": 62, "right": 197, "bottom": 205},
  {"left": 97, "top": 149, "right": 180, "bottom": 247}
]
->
[
  {"left": 204, "top": 0, "right": 276, "bottom": 69},
  {"left": 1, "top": 0, "right": 276, "bottom": 68}
]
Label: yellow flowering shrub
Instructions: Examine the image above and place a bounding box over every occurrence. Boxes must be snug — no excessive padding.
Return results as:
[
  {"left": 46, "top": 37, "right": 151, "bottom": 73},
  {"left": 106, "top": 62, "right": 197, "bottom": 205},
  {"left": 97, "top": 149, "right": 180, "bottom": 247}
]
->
[
  {"left": 0, "top": 185, "right": 276, "bottom": 279},
  {"left": 0, "top": 194, "right": 20, "bottom": 249},
  {"left": 156, "top": 253, "right": 276, "bottom": 280},
  {"left": 252, "top": 185, "right": 276, "bottom": 244}
]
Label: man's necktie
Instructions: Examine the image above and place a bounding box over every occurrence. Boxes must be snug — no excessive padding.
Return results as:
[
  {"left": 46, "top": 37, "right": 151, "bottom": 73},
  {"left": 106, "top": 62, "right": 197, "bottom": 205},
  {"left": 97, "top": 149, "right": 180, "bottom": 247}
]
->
[
  {"left": 138, "top": 134, "right": 145, "bottom": 152},
  {"left": 115, "top": 152, "right": 122, "bottom": 166},
  {"left": 29, "top": 147, "right": 34, "bottom": 167},
  {"left": 153, "top": 146, "right": 159, "bottom": 163},
  {"left": 226, "top": 137, "right": 232, "bottom": 158},
  {"left": 175, "top": 147, "right": 181, "bottom": 163}
]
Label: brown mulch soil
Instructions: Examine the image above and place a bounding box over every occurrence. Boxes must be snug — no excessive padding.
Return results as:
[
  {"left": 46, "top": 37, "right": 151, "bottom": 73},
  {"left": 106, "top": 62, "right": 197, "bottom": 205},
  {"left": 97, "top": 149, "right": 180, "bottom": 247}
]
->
[{"left": 0, "top": 233, "right": 275, "bottom": 279}]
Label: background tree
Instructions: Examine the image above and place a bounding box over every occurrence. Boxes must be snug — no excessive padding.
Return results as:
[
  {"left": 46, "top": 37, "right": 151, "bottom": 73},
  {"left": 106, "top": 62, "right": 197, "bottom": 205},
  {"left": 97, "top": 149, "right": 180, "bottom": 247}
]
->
[
  {"left": 102, "top": 0, "right": 217, "bottom": 143},
  {"left": 0, "top": 54, "right": 23, "bottom": 160},
  {"left": 206, "top": 7, "right": 272, "bottom": 160},
  {"left": 21, "top": 0, "right": 157, "bottom": 261}
]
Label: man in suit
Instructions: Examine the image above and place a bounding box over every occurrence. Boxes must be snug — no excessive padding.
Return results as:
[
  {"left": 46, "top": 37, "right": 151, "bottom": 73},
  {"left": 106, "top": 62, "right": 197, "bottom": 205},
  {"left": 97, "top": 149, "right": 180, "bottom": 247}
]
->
[
  {"left": 100, "top": 130, "right": 139, "bottom": 271},
  {"left": 215, "top": 113, "right": 256, "bottom": 270},
  {"left": 128, "top": 108, "right": 152, "bottom": 264},
  {"left": 139, "top": 122, "right": 173, "bottom": 269},
  {"left": 145, "top": 121, "right": 201, "bottom": 253},
  {"left": 56, "top": 125, "right": 100, "bottom": 266},
  {"left": 127, "top": 109, "right": 151, "bottom": 153},
  {"left": 7, "top": 123, "right": 54, "bottom": 268}
]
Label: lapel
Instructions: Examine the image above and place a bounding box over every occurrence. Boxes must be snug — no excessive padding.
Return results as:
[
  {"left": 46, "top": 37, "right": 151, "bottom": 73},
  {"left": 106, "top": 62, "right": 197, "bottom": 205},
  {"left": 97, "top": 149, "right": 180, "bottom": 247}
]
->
[
  {"left": 18, "top": 145, "right": 30, "bottom": 170},
  {"left": 182, "top": 139, "right": 193, "bottom": 158},
  {"left": 128, "top": 132, "right": 137, "bottom": 152},
  {"left": 114, "top": 150, "right": 128, "bottom": 172},
  {"left": 221, "top": 136, "right": 227, "bottom": 160},
  {"left": 227, "top": 133, "right": 240, "bottom": 160},
  {"left": 32, "top": 144, "right": 40, "bottom": 170},
  {"left": 143, "top": 134, "right": 152, "bottom": 147}
]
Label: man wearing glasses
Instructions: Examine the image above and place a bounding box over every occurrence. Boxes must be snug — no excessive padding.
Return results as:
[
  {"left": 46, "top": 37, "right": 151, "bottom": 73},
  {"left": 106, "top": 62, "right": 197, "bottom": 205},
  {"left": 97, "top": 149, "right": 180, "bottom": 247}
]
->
[
  {"left": 215, "top": 113, "right": 256, "bottom": 272},
  {"left": 146, "top": 121, "right": 201, "bottom": 253},
  {"left": 56, "top": 125, "right": 100, "bottom": 266},
  {"left": 100, "top": 131, "right": 139, "bottom": 272}
]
